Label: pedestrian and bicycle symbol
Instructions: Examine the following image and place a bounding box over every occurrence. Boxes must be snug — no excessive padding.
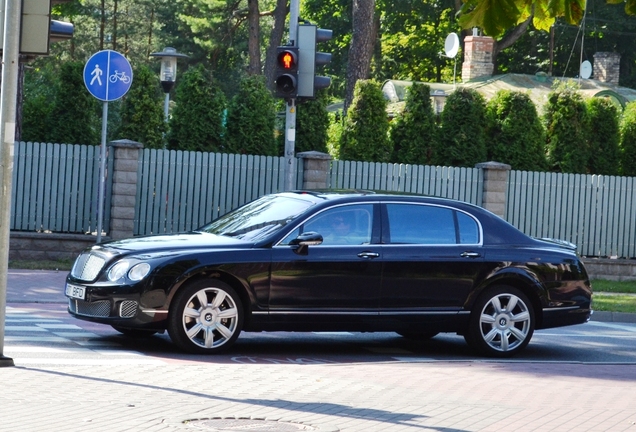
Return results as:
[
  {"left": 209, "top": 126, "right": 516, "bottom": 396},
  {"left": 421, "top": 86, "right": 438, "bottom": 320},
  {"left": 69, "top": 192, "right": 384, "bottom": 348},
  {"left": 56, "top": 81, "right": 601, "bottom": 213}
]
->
[{"left": 84, "top": 50, "right": 133, "bottom": 101}]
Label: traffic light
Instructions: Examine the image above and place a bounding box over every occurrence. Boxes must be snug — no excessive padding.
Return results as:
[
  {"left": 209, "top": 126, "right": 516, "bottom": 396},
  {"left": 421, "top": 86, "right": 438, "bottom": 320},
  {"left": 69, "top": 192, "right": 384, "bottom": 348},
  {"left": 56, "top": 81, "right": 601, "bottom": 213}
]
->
[
  {"left": 0, "top": 0, "right": 74, "bottom": 56},
  {"left": 274, "top": 46, "right": 299, "bottom": 98},
  {"left": 297, "top": 24, "right": 333, "bottom": 99}
]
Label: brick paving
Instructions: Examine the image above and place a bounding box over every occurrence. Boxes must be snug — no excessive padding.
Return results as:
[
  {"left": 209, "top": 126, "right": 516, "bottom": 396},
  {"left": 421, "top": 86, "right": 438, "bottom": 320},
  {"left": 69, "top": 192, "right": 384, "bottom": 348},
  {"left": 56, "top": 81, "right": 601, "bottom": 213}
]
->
[{"left": 1, "top": 270, "right": 636, "bottom": 432}]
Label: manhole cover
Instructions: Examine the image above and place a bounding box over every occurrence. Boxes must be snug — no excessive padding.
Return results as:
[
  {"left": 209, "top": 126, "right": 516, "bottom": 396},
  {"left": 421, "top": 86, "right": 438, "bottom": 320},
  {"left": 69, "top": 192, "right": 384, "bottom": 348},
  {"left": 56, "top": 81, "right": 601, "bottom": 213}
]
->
[{"left": 184, "top": 417, "right": 318, "bottom": 431}]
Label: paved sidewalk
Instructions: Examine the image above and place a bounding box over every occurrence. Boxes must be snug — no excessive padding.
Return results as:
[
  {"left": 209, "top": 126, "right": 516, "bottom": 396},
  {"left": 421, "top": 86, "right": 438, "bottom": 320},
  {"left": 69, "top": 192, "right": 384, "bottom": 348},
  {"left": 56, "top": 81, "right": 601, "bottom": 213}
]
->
[{"left": 2, "top": 270, "right": 636, "bottom": 432}]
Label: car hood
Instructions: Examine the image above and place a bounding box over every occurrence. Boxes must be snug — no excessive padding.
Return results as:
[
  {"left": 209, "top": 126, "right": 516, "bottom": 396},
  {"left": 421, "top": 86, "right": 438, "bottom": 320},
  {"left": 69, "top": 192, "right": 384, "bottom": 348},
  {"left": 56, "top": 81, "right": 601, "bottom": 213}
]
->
[{"left": 98, "top": 231, "right": 251, "bottom": 255}]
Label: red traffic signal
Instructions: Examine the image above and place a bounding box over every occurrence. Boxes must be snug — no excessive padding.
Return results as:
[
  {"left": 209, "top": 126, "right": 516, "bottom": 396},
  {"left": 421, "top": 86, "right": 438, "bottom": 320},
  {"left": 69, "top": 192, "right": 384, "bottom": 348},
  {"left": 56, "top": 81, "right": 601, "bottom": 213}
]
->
[{"left": 275, "top": 46, "right": 299, "bottom": 98}]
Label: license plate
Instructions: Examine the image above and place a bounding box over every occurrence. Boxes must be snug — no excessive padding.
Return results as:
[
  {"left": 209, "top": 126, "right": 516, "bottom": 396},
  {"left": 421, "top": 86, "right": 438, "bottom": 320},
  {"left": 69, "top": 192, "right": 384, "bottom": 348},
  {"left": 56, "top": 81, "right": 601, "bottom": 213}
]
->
[{"left": 65, "top": 283, "right": 86, "bottom": 300}]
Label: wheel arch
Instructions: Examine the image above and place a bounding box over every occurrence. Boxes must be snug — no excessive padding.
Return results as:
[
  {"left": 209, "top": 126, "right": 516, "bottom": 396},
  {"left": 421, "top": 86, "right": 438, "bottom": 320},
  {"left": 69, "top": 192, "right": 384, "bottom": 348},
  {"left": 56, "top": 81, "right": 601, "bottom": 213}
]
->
[
  {"left": 469, "top": 271, "right": 546, "bottom": 329},
  {"left": 166, "top": 269, "right": 255, "bottom": 328}
]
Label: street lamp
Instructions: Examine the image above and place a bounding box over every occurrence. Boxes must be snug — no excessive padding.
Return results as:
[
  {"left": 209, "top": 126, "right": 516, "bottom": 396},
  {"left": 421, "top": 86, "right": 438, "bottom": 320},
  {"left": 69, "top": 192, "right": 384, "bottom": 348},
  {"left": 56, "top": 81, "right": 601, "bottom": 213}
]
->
[{"left": 150, "top": 47, "right": 188, "bottom": 122}]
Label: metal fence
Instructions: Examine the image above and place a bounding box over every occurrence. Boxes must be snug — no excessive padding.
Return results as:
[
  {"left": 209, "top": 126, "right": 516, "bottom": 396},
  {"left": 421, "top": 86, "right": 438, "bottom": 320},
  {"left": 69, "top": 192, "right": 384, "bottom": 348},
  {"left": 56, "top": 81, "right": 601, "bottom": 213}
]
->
[
  {"left": 506, "top": 170, "right": 636, "bottom": 258},
  {"left": 329, "top": 160, "right": 483, "bottom": 205},
  {"left": 134, "top": 149, "right": 301, "bottom": 235},
  {"left": 11, "top": 141, "right": 111, "bottom": 234}
]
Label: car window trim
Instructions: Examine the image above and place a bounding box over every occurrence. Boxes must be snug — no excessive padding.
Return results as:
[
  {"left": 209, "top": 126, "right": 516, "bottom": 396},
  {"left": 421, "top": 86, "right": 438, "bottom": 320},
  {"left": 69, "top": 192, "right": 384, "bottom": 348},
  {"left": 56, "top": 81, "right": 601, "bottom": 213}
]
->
[{"left": 380, "top": 200, "right": 484, "bottom": 247}]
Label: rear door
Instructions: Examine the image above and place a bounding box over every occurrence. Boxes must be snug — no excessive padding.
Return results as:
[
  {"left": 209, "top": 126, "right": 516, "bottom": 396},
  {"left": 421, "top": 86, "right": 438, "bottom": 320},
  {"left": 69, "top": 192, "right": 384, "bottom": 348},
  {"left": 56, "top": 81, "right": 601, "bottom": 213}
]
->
[{"left": 379, "top": 202, "right": 486, "bottom": 324}]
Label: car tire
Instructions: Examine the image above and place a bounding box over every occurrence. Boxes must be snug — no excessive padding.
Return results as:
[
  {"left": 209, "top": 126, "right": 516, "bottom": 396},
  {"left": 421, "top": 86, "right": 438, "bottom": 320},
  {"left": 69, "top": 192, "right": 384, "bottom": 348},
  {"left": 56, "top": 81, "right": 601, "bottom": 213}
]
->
[
  {"left": 111, "top": 325, "right": 158, "bottom": 338},
  {"left": 397, "top": 331, "right": 439, "bottom": 340},
  {"left": 464, "top": 286, "right": 535, "bottom": 357},
  {"left": 167, "top": 279, "right": 243, "bottom": 354}
]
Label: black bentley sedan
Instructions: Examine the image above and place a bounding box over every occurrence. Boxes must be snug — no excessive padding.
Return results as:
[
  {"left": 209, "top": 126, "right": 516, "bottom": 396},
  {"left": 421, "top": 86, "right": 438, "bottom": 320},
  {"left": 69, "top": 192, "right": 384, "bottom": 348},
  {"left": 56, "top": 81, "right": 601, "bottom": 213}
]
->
[{"left": 66, "top": 190, "right": 592, "bottom": 357}]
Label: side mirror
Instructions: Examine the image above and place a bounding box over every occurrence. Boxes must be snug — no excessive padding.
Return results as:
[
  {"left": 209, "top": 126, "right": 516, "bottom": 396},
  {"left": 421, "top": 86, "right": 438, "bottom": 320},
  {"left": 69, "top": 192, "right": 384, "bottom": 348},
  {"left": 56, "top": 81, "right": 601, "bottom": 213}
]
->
[{"left": 290, "top": 231, "right": 323, "bottom": 255}]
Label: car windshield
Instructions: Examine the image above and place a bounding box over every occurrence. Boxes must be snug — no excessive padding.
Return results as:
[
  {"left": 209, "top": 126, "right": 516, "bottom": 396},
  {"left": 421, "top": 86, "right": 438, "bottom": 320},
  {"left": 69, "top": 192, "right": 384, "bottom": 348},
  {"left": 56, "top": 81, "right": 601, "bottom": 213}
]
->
[{"left": 197, "top": 194, "right": 315, "bottom": 241}]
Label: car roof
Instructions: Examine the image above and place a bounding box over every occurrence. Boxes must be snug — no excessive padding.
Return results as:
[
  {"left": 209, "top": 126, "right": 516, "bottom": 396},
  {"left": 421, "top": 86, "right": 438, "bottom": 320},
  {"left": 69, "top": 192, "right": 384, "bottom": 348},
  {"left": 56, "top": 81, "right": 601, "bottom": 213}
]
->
[{"left": 282, "top": 190, "right": 535, "bottom": 246}]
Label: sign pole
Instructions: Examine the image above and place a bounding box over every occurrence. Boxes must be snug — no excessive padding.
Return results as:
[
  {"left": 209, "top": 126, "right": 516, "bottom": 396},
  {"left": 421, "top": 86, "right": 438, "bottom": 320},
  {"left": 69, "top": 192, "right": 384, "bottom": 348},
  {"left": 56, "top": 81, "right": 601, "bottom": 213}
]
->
[
  {"left": 83, "top": 50, "right": 133, "bottom": 243},
  {"left": 96, "top": 101, "right": 108, "bottom": 243},
  {"left": 284, "top": 0, "right": 300, "bottom": 191},
  {"left": 0, "top": 0, "right": 22, "bottom": 368}
]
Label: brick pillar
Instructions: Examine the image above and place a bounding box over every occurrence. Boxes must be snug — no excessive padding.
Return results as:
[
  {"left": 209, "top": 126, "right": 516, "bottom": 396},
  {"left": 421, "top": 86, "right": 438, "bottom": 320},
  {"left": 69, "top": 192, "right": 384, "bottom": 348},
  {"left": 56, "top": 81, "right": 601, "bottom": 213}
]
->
[
  {"left": 109, "top": 139, "right": 143, "bottom": 240},
  {"left": 297, "top": 151, "right": 332, "bottom": 189},
  {"left": 475, "top": 161, "right": 511, "bottom": 218},
  {"left": 593, "top": 52, "right": 621, "bottom": 84},
  {"left": 461, "top": 35, "right": 495, "bottom": 82}
]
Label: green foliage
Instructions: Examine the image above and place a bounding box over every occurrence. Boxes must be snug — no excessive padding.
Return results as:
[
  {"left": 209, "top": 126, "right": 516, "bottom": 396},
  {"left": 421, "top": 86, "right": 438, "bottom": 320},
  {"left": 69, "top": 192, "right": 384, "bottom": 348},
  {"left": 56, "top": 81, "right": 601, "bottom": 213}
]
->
[
  {"left": 225, "top": 75, "right": 277, "bottom": 156},
  {"left": 485, "top": 90, "right": 547, "bottom": 171},
  {"left": 118, "top": 65, "right": 166, "bottom": 149},
  {"left": 587, "top": 98, "right": 620, "bottom": 175},
  {"left": 21, "top": 64, "right": 57, "bottom": 143},
  {"left": 168, "top": 64, "right": 226, "bottom": 152},
  {"left": 620, "top": 101, "right": 636, "bottom": 176},
  {"left": 435, "top": 88, "right": 487, "bottom": 167},
  {"left": 389, "top": 83, "right": 437, "bottom": 164},
  {"left": 339, "top": 80, "right": 392, "bottom": 162},
  {"left": 296, "top": 93, "right": 330, "bottom": 154},
  {"left": 327, "top": 112, "right": 345, "bottom": 159},
  {"left": 544, "top": 82, "right": 589, "bottom": 174},
  {"left": 48, "top": 61, "right": 100, "bottom": 145}
]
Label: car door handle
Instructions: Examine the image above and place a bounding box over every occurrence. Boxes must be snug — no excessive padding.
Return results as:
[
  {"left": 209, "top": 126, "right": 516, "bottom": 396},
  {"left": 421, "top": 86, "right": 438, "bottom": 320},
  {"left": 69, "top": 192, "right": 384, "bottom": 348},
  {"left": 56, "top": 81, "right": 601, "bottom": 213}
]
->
[
  {"left": 358, "top": 252, "right": 380, "bottom": 259},
  {"left": 460, "top": 251, "right": 481, "bottom": 258}
]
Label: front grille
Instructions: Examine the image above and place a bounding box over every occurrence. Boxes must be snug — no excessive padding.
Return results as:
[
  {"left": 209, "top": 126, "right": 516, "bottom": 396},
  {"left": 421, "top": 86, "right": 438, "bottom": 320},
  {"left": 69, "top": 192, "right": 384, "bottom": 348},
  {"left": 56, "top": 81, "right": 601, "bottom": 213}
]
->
[
  {"left": 69, "top": 299, "right": 111, "bottom": 317},
  {"left": 71, "top": 252, "right": 106, "bottom": 281},
  {"left": 120, "top": 301, "right": 138, "bottom": 318}
]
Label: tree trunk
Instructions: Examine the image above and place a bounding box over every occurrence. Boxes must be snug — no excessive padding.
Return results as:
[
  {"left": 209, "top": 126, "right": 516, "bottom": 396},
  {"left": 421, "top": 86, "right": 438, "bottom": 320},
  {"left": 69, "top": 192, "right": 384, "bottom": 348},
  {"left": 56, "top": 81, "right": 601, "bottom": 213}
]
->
[
  {"left": 344, "top": 0, "right": 376, "bottom": 112},
  {"left": 247, "top": 0, "right": 261, "bottom": 75},
  {"left": 264, "top": 0, "right": 288, "bottom": 90},
  {"left": 492, "top": 16, "right": 532, "bottom": 72}
]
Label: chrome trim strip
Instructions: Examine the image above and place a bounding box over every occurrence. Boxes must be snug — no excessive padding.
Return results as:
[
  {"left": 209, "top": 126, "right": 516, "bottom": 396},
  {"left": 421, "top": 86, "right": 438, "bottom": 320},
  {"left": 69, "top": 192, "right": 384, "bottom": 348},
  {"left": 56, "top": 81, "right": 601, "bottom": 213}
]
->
[
  {"left": 265, "top": 310, "right": 469, "bottom": 316},
  {"left": 140, "top": 309, "right": 168, "bottom": 314},
  {"left": 542, "top": 306, "right": 580, "bottom": 313}
]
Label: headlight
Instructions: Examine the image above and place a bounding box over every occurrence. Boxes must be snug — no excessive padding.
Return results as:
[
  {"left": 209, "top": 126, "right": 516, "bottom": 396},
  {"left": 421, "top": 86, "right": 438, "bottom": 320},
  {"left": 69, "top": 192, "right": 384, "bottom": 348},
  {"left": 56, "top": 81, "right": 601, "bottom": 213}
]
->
[
  {"left": 129, "top": 263, "right": 151, "bottom": 281},
  {"left": 108, "top": 261, "right": 130, "bottom": 281}
]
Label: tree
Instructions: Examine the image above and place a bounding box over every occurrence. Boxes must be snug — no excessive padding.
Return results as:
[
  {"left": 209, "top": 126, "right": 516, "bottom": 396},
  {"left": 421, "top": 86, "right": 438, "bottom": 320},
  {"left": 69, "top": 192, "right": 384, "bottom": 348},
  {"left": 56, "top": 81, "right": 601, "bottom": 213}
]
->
[
  {"left": 296, "top": 93, "right": 330, "bottom": 154},
  {"left": 620, "top": 102, "right": 636, "bottom": 176},
  {"left": 389, "top": 83, "right": 437, "bottom": 165},
  {"left": 587, "top": 98, "right": 620, "bottom": 175},
  {"left": 486, "top": 90, "right": 547, "bottom": 171},
  {"left": 339, "top": 80, "right": 391, "bottom": 162},
  {"left": 544, "top": 82, "right": 590, "bottom": 174},
  {"left": 344, "top": 0, "right": 377, "bottom": 112},
  {"left": 168, "top": 64, "right": 227, "bottom": 152},
  {"left": 435, "top": 88, "right": 487, "bottom": 167},
  {"left": 118, "top": 65, "right": 166, "bottom": 149},
  {"left": 48, "top": 61, "right": 100, "bottom": 145},
  {"left": 225, "top": 75, "right": 278, "bottom": 156}
]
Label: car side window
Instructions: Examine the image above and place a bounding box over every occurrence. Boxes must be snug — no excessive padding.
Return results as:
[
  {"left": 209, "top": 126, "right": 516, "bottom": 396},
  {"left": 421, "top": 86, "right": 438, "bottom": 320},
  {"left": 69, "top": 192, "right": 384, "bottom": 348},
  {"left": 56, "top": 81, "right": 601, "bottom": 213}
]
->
[
  {"left": 457, "top": 211, "right": 479, "bottom": 244},
  {"left": 281, "top": 205, "right": 374, "bottom": 246},
  {"left": 386, "top": 204, "right": 479, "bottom": 245},
  {"left": 386, "top": 204, "right": 456, "bottom": 244}
]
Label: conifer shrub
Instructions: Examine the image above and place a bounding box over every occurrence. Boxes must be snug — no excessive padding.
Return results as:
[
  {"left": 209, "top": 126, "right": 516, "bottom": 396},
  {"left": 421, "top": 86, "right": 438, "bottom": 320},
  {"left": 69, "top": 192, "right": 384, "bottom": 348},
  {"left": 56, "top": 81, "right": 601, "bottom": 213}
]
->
[
  {"left": 485, "top": 90, "right": 547, "bottom": 171},
  {"left": 225, "top": 75, "right": 277, "bottom": 156},
  {"left": 339, "top": 80, "right": 391, "bottom": 162},
  {"left": 389, "top": 83, "right": 437, "bottom": 165},
  {"left": 168, "top": 64, "right": 226, "bottom": 152},
  {"left": 544, "top": 82, "right": 589, "bottom": 174},
  {"left": 48, "top": 61, "right": 100, "bottom": 145},
  {"left": 119, "top": 65, "right": 166, "bottom": 149},
  {"left": 587, "top": 98, "right": 620, "bottom": 175},
  {"left": 620, "top": 101, "right": 636, "bottom": 176},
  {"left": 296, "top": 92, "right": 330, "bottom": 154},
  {"left": 435, "top": 88, "right": 487, "bottom": 167}
]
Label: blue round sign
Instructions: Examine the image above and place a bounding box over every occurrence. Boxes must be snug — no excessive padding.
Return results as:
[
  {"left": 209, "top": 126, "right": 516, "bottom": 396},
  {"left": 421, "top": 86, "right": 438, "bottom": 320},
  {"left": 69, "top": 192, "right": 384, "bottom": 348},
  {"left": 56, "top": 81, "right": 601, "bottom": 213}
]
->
[{"left": 84, "top": 50, "right": 133, "bottom": 102}]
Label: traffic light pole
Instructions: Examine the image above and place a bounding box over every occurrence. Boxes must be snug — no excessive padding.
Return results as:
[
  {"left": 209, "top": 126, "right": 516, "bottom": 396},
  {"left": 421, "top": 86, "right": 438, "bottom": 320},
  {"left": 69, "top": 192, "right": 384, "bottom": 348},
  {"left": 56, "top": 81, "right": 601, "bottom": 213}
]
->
[
  {"left": 0, "top": 0, "right": 22, "bottom": 368},
  {"left": 284, "top": 0, "right": 300, "bottom": 191}
]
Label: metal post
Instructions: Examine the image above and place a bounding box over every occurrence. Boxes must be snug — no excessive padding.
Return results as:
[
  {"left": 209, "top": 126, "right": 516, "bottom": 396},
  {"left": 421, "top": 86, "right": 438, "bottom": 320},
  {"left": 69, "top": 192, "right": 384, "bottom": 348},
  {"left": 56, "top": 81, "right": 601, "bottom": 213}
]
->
[
  {"left": 163, "top": 92, "right": 170, "bottom": 123},
  {"left": 0, "top": 0, "right": 22, "bottom": 368},
  {"left": 284, "top": 0, "right": 300, "bottom": 191},
  {"left": 96, "top": 101, "right": 108, "bottom": 243}
]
